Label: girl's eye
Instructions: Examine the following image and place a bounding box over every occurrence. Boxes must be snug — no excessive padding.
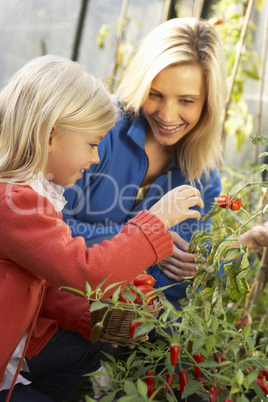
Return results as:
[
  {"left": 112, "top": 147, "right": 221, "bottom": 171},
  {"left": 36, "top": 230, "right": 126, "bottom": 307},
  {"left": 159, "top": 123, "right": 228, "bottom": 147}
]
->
[{"left": 90, "top": 144, "right": 98, "bottom": 150}]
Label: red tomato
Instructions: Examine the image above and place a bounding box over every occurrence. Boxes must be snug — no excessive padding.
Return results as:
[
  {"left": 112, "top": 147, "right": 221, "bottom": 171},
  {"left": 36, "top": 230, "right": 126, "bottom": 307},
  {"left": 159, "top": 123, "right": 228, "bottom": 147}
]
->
[
  {"left": 209, "top": 16, "right": 223, "bottom": 25},
  {"left": 229, "top": 198, "right": 243, "bottom": 211},
  {"left": 217, "top": 195, "right": 231, "bottom": 209},
  {"left": 135, "top": 285, "right": 156, "bottom": 305},
  {"left": 118, "top": 287, "right": 137, "bottom": 303},
  {"left": 134, "top": 273, "right": 156, "bottom": 287}
]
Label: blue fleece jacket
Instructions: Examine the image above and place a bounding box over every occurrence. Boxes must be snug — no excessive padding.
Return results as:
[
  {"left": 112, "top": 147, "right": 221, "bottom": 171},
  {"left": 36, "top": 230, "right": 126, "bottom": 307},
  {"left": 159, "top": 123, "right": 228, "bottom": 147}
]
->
[{"left": 63, "top": 112, "right": 222, "bottom": 300}]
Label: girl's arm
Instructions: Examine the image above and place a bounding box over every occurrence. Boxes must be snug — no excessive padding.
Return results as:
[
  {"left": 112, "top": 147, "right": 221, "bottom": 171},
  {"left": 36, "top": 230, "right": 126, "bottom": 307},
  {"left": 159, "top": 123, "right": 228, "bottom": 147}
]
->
[{"left": 1, "top": 184, "right": 203, "bottom": 296}]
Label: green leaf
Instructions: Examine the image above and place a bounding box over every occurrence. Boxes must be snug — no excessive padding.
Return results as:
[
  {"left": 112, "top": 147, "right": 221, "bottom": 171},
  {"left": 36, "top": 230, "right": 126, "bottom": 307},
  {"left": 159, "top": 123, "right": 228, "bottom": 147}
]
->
[
  {"left": 136, "top": 378, "right": 147, "bottom": 398},
  {"left": 104, "top": 281, "right": 124, "bottom": 293},
  {"left": 242, "top": 323, "right": 251, "bottom": 339},
  {"left": 230, "top": 386, "right": 240, "bottom": 395},
  {"left": 84, "top": 370, "right": 108, "bottom": 377},
  {"left": 212, "top": 284, "right": 225, "bottom": 318},
  {"left": 204, "top": 300, "right": 211, "bottom": 321},
  {"left": 191, "top": 271, "right": 206, "bottom": 293},
  {"left": 197, "top": 361, "right": 219, "bottom": 368},
  {"left": 258, "top": 151, "right": 268, "bottom": 158},
  {"left": 245, "top": 370, "right": 258, "bottom": 385},
  {"left": 201, "top": 287, "right": 213, "bottom": 302},
  {"left": 202, "top": 203, "right": 222, "bottom": 220},
  {"left": 85, "top": 396, "right": 96, "bottom": 402},
  {"left": 111, "top": 286, "right": 121, "bottom": 302},
  {"left": 236, "top": 395, "right": 250, "bottom": 402},
  {"left": 126, "top": 352, "right": 137, "bottom": 368},
  {"left": 235, "top": 368, "right": 244, "bottom": 385},
  {"left": 181, "top": 380, "right": 202, "bottom": 398},
  {"left": 101, "top": 392, "right": 118, "bottom": 402},
  {"left": 211, "top": 316, "right": 219, "bottom": 333},
  {"left": 85, "top": 281, "right": 91, "bottom": 293},
  {"left": 258, "top": 164, "right": 268, "bottom": 172},
  {"left": 224, "top": 250, "right": 250, "bottom": 301},
  {"left": 58, "top": 286, "right": 86, "bottom": 297},
  {"left": 213, "top": 373, "right": 232, "bottom": 384},
  {"left": 166, "top": 393, "right": 175, "bottom": 402},
  {"left": 123, "top": 380, "right": 137, "bottom": 396},
  {"left": 245, "top": 337, "right": 255, "bottom": 354},
  {"left": 90, "top": 301, "right": 108, "bottom": 312},
  {"left": 95, "top": 277, "right": 109, "bottom": 291},
  {"left": 263, "top": 204, "right": 268, "bottom": 214},
  {"left": 192, "top": 337, "right": 204, "bottom": 355},
  {"left": 116, "top": 396, "right": 138, "bottom": 402},
  {"left": 223, "top": 246, "right": 241, "bottom": 263},
  {"left": 134, "top": 324, "right": 154, "bottom": 338},
  {"left": 229, "top": 342, "right": 240, "bottom": 356}
]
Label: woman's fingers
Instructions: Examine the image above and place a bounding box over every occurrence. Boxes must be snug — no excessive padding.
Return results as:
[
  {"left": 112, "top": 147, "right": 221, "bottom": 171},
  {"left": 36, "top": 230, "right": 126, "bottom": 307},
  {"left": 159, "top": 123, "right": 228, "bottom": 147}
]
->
[
  {"left": 159, "top": 267, "right": 197, "bottom": 281},
  {"left": 170, "top": 231, "right": 189, "bottom": 251}
]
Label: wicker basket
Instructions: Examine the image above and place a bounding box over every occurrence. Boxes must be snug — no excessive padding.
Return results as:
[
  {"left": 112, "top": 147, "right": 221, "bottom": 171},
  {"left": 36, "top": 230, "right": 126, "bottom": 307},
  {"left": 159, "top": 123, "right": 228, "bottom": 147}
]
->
[{"left": 89, "top": 296, "right": 163, "bottom": 346}]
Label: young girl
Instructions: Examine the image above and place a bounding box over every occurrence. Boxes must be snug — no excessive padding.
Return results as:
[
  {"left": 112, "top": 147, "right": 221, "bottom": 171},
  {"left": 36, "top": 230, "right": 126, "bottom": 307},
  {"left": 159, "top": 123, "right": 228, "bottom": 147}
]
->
[
  {"left": 63, "top": 17, "right": 227, "bottom": 303},
  {"left": 0, "top": 55, "right": 203, "bottom": 401}
]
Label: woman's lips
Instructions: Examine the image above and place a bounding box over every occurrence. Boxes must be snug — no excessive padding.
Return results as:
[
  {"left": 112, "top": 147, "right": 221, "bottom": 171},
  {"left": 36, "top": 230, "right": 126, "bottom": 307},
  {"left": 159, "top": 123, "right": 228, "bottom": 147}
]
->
[{"left": 156, "top": 120, "right": 185, "bottom": 135}]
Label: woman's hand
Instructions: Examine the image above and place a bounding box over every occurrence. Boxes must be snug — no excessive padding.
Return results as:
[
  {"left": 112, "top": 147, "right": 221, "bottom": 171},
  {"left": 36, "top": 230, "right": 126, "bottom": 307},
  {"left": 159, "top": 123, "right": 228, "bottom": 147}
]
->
[
  {"left": 149, "top": 185, "right": 204, "bottom": 229},
  {"left": 239, "top": 221, "right": 268, "bottom": 250},
  {"left": 157, "top": 231, "right": 197, "bottom": 280}
]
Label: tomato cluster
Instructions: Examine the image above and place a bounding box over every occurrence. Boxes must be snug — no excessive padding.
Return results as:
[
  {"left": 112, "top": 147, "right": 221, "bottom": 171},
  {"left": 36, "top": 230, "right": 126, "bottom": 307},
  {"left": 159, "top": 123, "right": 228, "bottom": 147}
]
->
[
  {"left": 209, "top": 16, "right": 223, "bottom": 25},
  {"left": 118, "top": 273, "right": 156, "bottom": 305},
  {"left": 217, "top": 195, "right": 243, "bottom": 211}
]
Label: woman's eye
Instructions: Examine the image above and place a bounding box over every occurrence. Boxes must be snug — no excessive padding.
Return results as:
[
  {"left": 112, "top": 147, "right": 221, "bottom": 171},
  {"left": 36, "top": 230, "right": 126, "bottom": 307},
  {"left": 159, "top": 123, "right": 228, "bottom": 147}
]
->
[
  {"left": 179, "top": 99, "right": 194, "bottom": 104},
  {"left": 149, "top": 93, "right": 161, "bottom": 98}
]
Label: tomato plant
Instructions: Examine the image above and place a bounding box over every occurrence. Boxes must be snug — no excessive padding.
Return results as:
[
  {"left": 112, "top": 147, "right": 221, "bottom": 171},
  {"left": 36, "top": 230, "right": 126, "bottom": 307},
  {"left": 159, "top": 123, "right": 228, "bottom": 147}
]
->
[{"left": 65, "top": 153, "right": 268, "bottom": 402}]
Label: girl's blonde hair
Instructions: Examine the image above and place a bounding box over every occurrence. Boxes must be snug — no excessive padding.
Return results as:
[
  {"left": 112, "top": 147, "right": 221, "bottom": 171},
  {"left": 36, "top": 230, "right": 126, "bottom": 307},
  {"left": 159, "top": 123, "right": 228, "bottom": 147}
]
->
[
  {"left": 115, "top": 18, "right": 227, "bottom": 182},
  {"left": 0, "top": 55, "right": 117, "bottom": 184}
]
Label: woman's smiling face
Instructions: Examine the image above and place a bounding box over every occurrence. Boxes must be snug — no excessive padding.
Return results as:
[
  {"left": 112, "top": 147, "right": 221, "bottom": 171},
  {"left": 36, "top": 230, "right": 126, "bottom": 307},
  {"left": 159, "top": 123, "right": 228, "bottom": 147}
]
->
[{"left": 142, "top": 64, "right": 206, "bottom": 146}]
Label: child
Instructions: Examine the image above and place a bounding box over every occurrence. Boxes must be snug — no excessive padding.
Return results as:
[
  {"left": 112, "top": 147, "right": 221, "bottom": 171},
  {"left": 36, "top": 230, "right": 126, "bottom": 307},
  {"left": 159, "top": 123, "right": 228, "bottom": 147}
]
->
[{"left": 0, "top": 55, "right": 204, "bottom": 401}]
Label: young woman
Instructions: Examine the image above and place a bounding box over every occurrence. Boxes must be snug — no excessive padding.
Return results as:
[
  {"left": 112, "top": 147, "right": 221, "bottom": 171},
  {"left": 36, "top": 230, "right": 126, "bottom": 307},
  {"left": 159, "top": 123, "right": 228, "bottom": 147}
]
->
[
  {"left": 63, "top": 17, "right": 227, "bottom": 302},
  {"left": 0, "top": 55, "right": 203, "bottom": 401}
]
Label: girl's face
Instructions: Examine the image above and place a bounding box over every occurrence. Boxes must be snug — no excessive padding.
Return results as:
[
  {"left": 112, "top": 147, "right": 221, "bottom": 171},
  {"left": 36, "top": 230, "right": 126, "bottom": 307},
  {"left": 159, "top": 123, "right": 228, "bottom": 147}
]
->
[
  {"left": 45, "top": 128, "right": 105, "bottom": 187},
  {"left": 143, "top": 64, "right": 206, "bottom": 147}
]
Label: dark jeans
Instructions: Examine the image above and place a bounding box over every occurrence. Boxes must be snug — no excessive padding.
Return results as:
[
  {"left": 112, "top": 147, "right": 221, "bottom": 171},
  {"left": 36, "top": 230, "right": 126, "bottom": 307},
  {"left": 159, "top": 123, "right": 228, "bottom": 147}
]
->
[{"left": 0, "top": 328, "right": 112, "bottom": 402}]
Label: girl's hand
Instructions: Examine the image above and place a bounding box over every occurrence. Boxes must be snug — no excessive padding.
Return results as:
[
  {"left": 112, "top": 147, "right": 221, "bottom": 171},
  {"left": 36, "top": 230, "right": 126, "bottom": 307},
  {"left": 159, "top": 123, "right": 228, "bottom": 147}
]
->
[
  {"left": 157, "top": 231, "right": 197, "bottom": 280},
  {"left": 149, "top": 185, "right": 204, "bottom": 229}
]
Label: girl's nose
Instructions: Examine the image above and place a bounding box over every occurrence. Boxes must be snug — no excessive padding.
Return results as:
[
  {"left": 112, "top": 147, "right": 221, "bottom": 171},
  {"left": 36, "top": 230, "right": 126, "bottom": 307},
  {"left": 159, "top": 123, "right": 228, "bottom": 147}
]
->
[
  {"left": 91, "top": 149, "right": 100, "bottom": 165},
  {"left": 159, "top": 100, "right": 178, "bottom": 122}
]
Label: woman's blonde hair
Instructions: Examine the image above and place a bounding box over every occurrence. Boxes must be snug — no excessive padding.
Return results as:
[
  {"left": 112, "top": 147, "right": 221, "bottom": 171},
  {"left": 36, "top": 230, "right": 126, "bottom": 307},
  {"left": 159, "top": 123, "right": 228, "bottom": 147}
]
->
[
  {"left": 0, "top": 55, "right": 117, "bottom": 184},
  {"left": 115, "top": 18, "right": 227, "bottom": 182}
]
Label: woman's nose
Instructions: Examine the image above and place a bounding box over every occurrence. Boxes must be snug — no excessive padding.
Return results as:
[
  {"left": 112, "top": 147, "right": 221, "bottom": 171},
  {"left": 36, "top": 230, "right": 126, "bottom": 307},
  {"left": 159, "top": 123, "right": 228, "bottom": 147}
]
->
[{"left": 159, "top": 100, "right": 178, "bottom": 122}]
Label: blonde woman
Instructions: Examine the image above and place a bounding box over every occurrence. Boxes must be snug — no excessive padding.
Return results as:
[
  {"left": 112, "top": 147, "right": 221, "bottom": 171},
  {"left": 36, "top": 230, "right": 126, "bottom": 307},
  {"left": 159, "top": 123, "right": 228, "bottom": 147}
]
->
[
  {"left": 63, "top": 17, "right": 227, "bottom": 303},
  {"left": 0, "top": 55, "right": 203, "bottom": 401}
]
